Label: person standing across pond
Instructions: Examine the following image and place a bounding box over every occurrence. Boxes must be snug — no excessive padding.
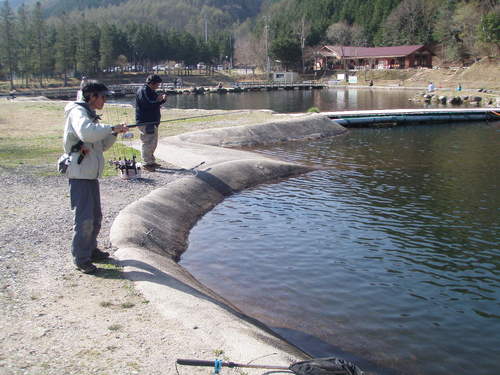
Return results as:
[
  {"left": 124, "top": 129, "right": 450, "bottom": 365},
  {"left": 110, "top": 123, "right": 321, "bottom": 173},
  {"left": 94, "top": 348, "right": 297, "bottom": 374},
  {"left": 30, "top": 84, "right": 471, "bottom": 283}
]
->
[
  {"left": 135, "top": 74, "right": 167, "bottom": 172},
  {"left": 76, "top": 76, "right": 87, "bottom": 101},
  {"left": 63, "top": 82, "right": 128, "bottom": 274}
]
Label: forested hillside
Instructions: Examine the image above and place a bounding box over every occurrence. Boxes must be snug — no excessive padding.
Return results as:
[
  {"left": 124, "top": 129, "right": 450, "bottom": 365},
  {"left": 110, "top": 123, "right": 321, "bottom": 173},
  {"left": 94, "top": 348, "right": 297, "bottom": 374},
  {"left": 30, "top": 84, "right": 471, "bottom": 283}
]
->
[
  {"left": 0, "top": 0, "right": 498, "bottom": 89},
  {"left": 7, "top": 0, "right": 33, "bottom": 7},
  {"left": 40, "top": 0, "right": 129, "bottom": 17},
  {"left": 241, "top": 0, "right": 499, "bottom": 69},
  {"left": 43, "top": 0, "right": 263, "bottom": 33}
]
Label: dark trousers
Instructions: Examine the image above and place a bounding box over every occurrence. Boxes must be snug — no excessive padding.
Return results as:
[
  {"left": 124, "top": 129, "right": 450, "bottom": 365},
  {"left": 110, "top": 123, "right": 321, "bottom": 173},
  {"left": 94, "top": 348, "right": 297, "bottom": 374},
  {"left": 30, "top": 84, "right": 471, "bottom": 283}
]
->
[{"left": 69, "top": 179, "right": 102, "bottom": 265}]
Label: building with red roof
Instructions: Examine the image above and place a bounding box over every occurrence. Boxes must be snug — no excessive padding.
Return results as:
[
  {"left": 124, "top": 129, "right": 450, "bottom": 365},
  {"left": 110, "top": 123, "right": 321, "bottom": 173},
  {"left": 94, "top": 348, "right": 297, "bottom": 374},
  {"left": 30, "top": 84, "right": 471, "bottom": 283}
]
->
[{"left": 316, "top": 45, "right": 433, "bottom": 70}]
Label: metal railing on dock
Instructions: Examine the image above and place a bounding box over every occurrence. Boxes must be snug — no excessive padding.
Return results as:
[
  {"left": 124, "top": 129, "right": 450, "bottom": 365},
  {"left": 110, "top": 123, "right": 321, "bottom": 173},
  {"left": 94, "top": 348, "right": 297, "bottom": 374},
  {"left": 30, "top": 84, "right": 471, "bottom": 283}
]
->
[
  {"left": 325, "top": 108, "right": 500, "bottom": 127},
  {"left": 239, "top": 81, "right": 325, "bottom": 91}
]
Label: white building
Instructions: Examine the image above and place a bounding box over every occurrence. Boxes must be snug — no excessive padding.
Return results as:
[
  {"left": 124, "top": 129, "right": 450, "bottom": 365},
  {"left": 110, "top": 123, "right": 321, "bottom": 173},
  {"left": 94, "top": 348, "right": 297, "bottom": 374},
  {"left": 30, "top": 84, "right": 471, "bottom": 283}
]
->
[{"left": 272, "top": 72, "right": 299, "bottom": 83}]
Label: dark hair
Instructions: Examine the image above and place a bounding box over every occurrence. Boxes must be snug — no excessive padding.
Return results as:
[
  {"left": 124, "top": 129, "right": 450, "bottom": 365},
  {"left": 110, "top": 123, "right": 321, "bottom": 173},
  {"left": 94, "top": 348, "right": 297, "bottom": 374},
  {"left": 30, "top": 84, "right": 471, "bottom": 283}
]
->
[
  {"left": 82, "top": 82, "right": 108, "bottom": 102},
  {"left": 146, "top": 74, "right": 162, "bottom": 84}
]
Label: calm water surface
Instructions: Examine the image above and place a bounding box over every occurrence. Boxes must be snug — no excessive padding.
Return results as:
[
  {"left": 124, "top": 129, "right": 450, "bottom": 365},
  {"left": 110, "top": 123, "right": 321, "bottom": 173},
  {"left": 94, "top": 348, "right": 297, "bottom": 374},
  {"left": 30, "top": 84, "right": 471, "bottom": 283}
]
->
[
  {"left": 114, "top": 87, "right": 436, "bottom": 112},
  {"left": 181, "top": 122, "right": 500, "bottom": 375}
]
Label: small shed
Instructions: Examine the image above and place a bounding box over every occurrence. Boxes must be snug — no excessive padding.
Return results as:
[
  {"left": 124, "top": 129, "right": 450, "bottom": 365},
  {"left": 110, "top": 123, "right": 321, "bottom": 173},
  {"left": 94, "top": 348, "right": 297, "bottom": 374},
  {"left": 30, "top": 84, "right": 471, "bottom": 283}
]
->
[{"left": 272, "top": 72, "right": 299, "bottom": 83}]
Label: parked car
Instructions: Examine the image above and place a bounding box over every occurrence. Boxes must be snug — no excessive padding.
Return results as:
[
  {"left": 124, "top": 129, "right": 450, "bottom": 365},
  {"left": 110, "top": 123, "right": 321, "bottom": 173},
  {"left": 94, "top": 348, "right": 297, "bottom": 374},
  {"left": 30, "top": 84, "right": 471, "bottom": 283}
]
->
[{"left": 197, "top": 62, "right": 206, "bottom": 70}]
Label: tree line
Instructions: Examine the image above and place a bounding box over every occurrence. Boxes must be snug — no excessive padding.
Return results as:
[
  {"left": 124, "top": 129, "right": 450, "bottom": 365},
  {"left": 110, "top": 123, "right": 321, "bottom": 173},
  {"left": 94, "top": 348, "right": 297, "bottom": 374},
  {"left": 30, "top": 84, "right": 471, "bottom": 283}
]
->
[
  {"left": 1, "top": 0, "right": 499, "bottom": 89},
  {"left": 0, "top": 0, "right": 233, "bottom": 89}
]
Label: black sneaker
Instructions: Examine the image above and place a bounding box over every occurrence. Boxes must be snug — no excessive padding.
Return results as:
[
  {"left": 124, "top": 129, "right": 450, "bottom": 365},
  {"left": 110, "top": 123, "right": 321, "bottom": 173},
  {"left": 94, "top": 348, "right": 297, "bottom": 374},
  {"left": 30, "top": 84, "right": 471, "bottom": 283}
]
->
[
  {"left": 75, "top": 262, "right": 98, "bottom": 274},
  {"left": 143, "top": 164, "right": 156, "bottom": 172},
  {"left": 92, "top": 248, "right": 110, "bottom": 261}
]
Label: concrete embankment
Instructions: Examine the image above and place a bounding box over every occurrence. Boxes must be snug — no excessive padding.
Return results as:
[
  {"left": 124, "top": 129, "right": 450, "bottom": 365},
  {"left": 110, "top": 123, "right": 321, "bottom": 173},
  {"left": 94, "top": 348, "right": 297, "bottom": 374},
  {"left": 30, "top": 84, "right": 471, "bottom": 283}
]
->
[{"left": 109, "top": 113, "right": 346, "bottom": 369}]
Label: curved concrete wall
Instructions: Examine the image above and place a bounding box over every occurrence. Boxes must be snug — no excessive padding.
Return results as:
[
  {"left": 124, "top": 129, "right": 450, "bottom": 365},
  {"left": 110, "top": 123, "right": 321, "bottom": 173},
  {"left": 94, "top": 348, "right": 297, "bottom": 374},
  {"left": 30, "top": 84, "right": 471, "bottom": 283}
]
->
[
  {"left": 174, "top": 112, "right": 347, "bottom": 147},
  {"left": 109, "top": 113, "right": 346, "bottom": 366},
  {"left": 111, "top": 113, "right": 346, "bottom": 259}
]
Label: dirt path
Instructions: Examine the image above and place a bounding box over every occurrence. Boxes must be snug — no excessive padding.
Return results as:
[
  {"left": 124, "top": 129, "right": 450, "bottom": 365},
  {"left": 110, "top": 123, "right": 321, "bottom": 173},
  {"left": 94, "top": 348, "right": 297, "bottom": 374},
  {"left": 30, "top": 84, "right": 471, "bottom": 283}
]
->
[{"left": 0, "top": 167, "right": 258, "bottom": 375}]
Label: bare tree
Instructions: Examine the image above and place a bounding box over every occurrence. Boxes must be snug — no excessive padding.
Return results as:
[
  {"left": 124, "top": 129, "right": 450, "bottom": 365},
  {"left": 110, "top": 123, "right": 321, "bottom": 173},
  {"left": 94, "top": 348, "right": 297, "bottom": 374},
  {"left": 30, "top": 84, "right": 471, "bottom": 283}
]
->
[
  {"left": 233, "top": 21, "right": 267, "bottom": 71},
  {"left": 234, "top": 34, "right": 255, "bottom": 66},
  {"left": 351, "top": 24, "right": 368, "bottom": 46},
  {"left": 326, "top": 21, "right": 367, "bottom": 46},
  {"left": 326, "top": 22, "right": 353, "bottom": 45},
  {"left": 297, "top": 16, "right": 311, "bottom": 73},
  {"left": 478, "top": 0, "right": 498, "bottom": 13}
]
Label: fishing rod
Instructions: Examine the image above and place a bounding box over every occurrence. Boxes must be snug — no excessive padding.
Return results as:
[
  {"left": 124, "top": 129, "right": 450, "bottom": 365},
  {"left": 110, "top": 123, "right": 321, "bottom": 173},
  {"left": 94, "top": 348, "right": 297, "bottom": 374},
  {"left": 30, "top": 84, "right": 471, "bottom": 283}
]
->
[
  {"left": 123, "top": 110, "right": 249, "bottom": 128},
  {"left": 176, "top": 356, "right": 364, "bottom": 375},
  {"left": 177, "top": 358, "right": 288, "bottom": 371}
]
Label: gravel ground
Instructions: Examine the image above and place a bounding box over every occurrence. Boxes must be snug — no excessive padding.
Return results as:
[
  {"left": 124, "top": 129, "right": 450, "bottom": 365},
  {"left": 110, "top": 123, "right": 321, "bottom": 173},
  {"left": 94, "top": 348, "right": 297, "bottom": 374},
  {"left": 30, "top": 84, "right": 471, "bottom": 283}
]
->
[{"left": 0, "top": 165, "right": 232, "bottom": 375}]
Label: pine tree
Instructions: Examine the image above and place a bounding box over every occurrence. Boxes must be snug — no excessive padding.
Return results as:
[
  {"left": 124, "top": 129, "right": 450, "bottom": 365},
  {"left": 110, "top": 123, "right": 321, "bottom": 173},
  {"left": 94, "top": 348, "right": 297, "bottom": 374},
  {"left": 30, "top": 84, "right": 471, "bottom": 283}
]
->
[
  {"left": 0, "top": 0, "right": 17, "bottom": 89},
  {"left": 17, "top": 3, "right": 32, "bottom": 87},
  {"left": 75, "top": 19, "right": 100, "bottom": 75},
  {"left": 479, "top": 9, "right": 500, "bottom": 51},
  {"left": 99, "top": 24, "right": 116, "bottom": 71},
  {"left": 178, "top": 32, "right": 198, "bottom": 65},
  {"left": 270, "top": 35, "right": 301, "bottom": 70},
  {"left": 31, "top": 1, "right": 46, "bottom": 87},
  {"left": 54, "top": 15, "right": 74, "bottom": 86},
  {"left": 45, "top": 25, "right": 57, "bottom": 80}
]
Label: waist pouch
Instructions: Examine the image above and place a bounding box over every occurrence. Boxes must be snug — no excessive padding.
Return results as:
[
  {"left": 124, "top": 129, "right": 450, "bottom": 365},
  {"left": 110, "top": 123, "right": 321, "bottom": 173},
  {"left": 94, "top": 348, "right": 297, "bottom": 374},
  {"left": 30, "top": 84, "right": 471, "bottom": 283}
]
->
[{"left": 57, "top": 154, "right": 70, "bottom": 174}]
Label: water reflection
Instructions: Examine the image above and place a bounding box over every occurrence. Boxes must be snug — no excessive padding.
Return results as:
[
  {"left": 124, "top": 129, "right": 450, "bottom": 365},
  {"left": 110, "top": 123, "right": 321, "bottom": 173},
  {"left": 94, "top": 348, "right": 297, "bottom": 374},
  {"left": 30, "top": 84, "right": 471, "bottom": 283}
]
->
[
  {"left": 113, "top": 87, "right": 429, "bottom": 113},
  {"left": 181, "top": 122, "right": 500, "bottom": 375}
]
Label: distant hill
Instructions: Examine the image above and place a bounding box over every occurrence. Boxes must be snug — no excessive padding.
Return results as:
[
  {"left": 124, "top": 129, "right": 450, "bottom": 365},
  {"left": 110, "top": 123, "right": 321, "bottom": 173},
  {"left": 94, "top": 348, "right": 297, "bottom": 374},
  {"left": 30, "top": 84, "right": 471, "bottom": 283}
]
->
[
  {"left": 40, "top": 0, "right": 129, "bottom": 16},
  {"left": 8, "top": 0, "right": 37, "bottom": 8},
  {"left": 39, "top": 0, "right": 264, "bottom": 34}
]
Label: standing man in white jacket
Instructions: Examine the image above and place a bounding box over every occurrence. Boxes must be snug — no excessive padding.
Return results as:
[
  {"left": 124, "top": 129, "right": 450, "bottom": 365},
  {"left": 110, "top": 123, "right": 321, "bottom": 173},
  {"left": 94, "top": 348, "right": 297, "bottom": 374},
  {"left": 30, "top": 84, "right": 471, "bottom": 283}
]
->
[{"left": 63, "top": 82, "right": 128, "bottom": 273}]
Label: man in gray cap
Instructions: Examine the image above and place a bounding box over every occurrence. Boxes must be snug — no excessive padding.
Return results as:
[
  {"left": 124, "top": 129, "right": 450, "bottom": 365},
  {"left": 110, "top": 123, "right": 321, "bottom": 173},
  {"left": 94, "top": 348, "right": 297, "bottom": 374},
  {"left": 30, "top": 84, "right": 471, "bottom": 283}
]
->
[
  {"left": 64, "top": 82, "right": 128, "bottom": 273},
  {"left": 135, "top": 74, "right": 167, "bottom": 171}
]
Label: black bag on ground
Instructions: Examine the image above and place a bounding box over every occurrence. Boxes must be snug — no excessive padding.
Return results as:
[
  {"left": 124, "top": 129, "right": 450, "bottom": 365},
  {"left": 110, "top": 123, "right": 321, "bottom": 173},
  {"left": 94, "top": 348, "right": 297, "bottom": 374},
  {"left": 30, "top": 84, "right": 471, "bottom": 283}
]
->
[{"left": 289, "top": 357, "right": 364, "bottom": 375}]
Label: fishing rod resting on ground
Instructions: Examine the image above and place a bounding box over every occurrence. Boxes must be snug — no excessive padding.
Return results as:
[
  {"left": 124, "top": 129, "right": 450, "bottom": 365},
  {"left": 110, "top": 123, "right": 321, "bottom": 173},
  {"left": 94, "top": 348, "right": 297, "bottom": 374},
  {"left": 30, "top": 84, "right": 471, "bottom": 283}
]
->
[{"left": 176, "top": 357, "right": 364, "bottom": 375}]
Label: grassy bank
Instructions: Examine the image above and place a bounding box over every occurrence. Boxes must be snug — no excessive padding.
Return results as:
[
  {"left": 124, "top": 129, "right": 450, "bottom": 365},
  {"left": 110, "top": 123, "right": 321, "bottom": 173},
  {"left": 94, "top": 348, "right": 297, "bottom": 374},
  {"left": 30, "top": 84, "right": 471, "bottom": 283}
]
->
[
  {"left": 0, "top": 100, "right": 276, "bottom": 175},
  {"left": 352, "top": 57, "right": 500, "bottom": 90},
  {"left": 0, "top": 101, "right": 64, "bottom": 174}
]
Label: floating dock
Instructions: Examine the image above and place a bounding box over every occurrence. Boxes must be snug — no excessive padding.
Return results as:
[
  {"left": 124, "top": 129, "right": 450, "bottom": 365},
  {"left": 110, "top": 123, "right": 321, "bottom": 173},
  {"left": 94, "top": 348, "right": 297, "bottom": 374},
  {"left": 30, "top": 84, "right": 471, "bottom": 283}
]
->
[
  {"left": 1, "top": 82, "right": 326, "bottom": 100},
  {"left": 325, "top": 108, "right": 500, "bottom": 127}
]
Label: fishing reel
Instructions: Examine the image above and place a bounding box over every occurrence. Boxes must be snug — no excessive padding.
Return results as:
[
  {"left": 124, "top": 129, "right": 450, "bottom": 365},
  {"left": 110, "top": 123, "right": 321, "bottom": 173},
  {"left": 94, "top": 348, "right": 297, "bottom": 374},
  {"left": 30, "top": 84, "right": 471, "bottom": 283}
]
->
[
  {"left": 121, "top": 131, "right": 134, "bottom": 139},
  {"left": 109, "top": 155, "right": 142, "bottom": 180}
]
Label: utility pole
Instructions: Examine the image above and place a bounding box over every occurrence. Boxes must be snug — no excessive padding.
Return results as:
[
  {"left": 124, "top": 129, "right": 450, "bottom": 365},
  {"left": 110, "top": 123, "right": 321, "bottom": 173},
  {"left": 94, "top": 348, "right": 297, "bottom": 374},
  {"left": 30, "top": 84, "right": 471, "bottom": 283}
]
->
[
  {"left": 264, "top": 16, "right": 270, "bottom": 80},
  {"left": 204, "top": 16, "right": 208, "bottom": 43},
  {"left": 300, "top": 16, "right": 306, "bottom": 74},
  {"left": 342, "top": 46, "right": 348, "bottom": 83},
  {"left": 229, "top": 33, "right": 233, "bottom": 69}
]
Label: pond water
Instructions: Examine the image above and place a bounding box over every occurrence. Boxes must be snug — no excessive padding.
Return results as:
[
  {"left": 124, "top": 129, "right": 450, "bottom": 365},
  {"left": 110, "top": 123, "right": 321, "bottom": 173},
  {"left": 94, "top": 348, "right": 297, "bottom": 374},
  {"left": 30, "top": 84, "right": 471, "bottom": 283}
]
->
[
  {"left": 180, "top": 122, "right": 500, "bottom": 375},
  {"left": 113, "top": 87, "right": 440, "bottom": 113}
]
